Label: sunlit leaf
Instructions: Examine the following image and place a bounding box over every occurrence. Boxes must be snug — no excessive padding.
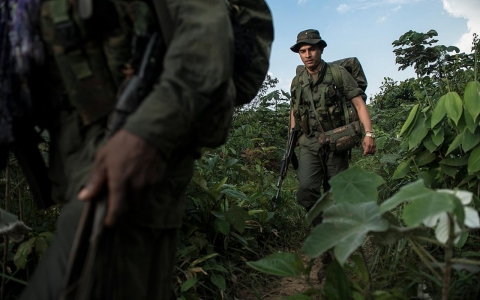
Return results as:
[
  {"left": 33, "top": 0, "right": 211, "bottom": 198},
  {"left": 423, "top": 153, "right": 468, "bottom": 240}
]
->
[
  {"left": 462, "top": 129, "right": 480, "bottom": 152},
  {"left": 409, "top": 117, "right": 429, "bottom": 150},
  {"left": 246, "top": 252, "right": 305, "bottom": 277},
  {"left": 400, "top": 104, "right": 419, "bottom": 136},
  {"left": 392, "top": 158, "right": 412, "bottom": 180},
  {"left": 403, "top": 192, "right": 458, "bottom": 227},
  {"left": 210, "top": 273, "right": 226, "bottom": 291},
  {"left": 380, "top": 180, "right": 429, "bottom": 213},
  {"left": 468, "top": 146, "right": 480, "bottom": 173},
  {"left": 329, "top": 166, "right": 384, "bottom": 204},
  {"left": 432, "top": 127, "right": 444, "bottom": 146},
  {"left": 445, "top": 92, "right": 463, "bottom": 125},
  {"left": 464, "top": 81, "right": 480, "bottom": 122},
  {"left": 302, "top": 202, "right": 388, "bottom": 264},
  {"left": 431, "top": 95, "right": 447, "bottom": 127},
  {"left": 464, "top": 107, "right": 477, "bottom": 134}
]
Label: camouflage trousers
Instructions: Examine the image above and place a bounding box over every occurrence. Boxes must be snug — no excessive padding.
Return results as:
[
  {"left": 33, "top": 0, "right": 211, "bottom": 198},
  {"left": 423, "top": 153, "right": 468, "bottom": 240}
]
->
[
  {"left": 19, "top": 110, "right": 195, "bottom": 300},
  {"left": 296, "top": 134, "right": 349, "bottom": 210}
]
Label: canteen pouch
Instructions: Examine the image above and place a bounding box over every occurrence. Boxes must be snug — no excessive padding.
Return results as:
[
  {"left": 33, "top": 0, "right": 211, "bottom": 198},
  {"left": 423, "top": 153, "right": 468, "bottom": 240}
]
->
[{"left": 318, "top": 120, "right": 362, "bottom": 153}]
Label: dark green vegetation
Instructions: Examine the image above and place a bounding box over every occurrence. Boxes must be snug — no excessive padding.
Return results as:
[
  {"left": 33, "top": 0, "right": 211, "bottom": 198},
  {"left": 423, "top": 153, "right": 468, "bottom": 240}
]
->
[{"left": 2, "top": 30, "right": 480, "bottom": 300}]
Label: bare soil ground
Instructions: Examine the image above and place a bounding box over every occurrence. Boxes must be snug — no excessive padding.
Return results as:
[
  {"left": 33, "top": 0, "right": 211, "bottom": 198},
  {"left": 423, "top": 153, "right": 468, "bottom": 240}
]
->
[{"left": 237, "top": 256, "right": 326, "bottom": 300}]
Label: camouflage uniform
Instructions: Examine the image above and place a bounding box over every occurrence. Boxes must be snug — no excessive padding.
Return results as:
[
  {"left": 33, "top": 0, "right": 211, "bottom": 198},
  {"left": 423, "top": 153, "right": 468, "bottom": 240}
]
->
[
  {"left": 20, "top": 0, "right": 234, "bottom": 299},
  {"left": 290, "top": 31, "right": 364, "bottom": 211}
]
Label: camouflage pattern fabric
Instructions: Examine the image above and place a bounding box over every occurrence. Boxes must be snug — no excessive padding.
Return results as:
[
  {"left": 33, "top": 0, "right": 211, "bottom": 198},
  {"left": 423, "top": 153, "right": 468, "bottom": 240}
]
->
[{"left": 19, "top": 0, "right": 235, "bottom": 299}]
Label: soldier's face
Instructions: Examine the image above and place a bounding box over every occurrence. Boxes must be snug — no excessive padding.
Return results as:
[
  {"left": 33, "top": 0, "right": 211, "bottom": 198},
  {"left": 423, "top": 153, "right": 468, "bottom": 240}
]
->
[{"left": 298, "top": 44, "right": 323, "bottom": 72}]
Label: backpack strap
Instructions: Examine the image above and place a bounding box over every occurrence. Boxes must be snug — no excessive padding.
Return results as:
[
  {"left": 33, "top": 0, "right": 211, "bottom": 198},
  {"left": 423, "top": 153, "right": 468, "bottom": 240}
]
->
[
  {"left": 329, "top": 63, "right": 350, "bottom": 124},
  {"left": 152, "top": 0, "right": 174, "bottom": 46}
]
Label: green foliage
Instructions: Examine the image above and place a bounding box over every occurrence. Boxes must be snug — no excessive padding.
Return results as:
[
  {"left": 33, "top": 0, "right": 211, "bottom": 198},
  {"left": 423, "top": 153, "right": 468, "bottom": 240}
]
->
[{"left": 248, "top": 167, "right": 480, "bottom": 299}]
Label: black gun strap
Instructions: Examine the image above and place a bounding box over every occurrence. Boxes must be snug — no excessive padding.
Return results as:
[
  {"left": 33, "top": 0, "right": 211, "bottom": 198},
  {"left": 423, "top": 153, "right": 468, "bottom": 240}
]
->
[{"left": 152, "top": 0, "right": 174, "bottom": 46}]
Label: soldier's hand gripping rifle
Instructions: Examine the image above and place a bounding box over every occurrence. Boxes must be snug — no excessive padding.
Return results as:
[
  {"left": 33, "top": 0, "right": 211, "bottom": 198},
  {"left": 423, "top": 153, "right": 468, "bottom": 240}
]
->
[
  {"left": 273, "top": 128, "right": 299, "bottom": 208},
  {"left": 60, "top": 32, "right": 165, "bottom": 300}
]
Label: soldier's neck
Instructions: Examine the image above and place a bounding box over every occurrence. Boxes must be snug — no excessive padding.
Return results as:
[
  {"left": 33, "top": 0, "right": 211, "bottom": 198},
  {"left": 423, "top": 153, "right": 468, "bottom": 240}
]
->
[{"left": 305, "top": 61, "right": 323, "bottom": 75}]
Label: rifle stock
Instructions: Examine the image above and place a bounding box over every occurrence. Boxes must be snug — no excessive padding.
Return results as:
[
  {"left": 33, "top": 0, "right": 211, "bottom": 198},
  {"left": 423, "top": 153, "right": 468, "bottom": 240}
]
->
[
  {"left": 273, "top": 129, "right": 298, "bottom": 208},
  {"left": 60, "top": 32, "right": 165, "bottom": 300}
]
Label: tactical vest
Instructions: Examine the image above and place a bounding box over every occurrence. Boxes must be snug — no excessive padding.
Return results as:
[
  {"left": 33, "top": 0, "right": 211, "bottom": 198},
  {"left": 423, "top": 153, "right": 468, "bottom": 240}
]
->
[
  {"left": 39, "top": 0, "right": 157, "bottom": 125},
  {"left": 291, "top": 63, "right": 359, "bottom": 136}
]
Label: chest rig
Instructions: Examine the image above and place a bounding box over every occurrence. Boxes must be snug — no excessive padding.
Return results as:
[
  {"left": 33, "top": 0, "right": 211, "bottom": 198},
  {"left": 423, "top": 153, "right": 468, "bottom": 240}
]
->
[
  {"left": 291, "top": 63, "right": 358, "bottom": 137},
  {"left": 40, "top": 0, "right": 157, "bottom": 125}
]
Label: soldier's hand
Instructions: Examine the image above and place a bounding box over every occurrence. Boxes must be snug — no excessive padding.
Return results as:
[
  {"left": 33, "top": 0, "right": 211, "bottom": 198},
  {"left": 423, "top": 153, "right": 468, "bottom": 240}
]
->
[
  {"left": 78, "top": 130, "right": 163, "bottom": 227},
  {"left": 362, "top": 136, "right": 376, "bottom": 156}
]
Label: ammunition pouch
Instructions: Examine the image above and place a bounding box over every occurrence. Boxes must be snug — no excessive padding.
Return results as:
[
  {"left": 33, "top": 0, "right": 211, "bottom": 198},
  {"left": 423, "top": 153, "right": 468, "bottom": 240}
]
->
[{"left": 318, "top": 120, "right": 362, "bottom": 153}]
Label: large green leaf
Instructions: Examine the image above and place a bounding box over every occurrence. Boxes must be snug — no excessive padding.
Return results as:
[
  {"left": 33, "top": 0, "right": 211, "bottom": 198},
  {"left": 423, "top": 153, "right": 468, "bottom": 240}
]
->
[
  {"left": 431, "top": 95, "right": 447, "bottom": 127},
  {"left": 432, "top": 127, "right": 444, "bottom": 146},
  {"left": 440, "top": 157, "right": 468, "bottom": 167},
  {"left": 392, "top": 158, "right": 412, "bottom": 180},
  {"left": 330, "top": 166, "right": 384, "bottom": 204},
  {"left": 400, "top": 104, "right": 419, "bottom": 136},
  {"left": 409, "top": 117, "right": 429, "bottom": 150},
  {"left": 403, "top": 192, "right": 458, "bottom": 227},
  {"left": 446, "top": 131, "right": 465, "bottom": 155},
  {"left": 302, "top": 202, "right": 388, "bottom": 264},
  {"left": 462, "top": 128, "right": 480, "bottom": 152},
  {"left": 423, "top": 134, "right": 438, "bottom": 152},
  {"left": 246, "top": 252, "right": 305, "bottom": 277},
  {"left": 468, "top": 146, "right": 480, "bottom": 173},
  {"left": 464, "top": 106, "right": 477, "bottom": 134},
  {"left": 414, "top": 151, "right": 436, "bottom": 166},
  {"left": 210, "top": 273, "right": 226, "bottom": 291},
  {"left": 380, "top": 180, "right": 430, "bottom": 213},
  {"left": 324, "top": 260, "right": 352, "bottom": 300},
  {"left": 445, "top": 92, "right": 463, "bottom": 125},
  {"left": 224, "top": 206, "right": 249, "bottom": 233},
  {"left": 464, "top": 81, "right": 480, "bottom": 122}
]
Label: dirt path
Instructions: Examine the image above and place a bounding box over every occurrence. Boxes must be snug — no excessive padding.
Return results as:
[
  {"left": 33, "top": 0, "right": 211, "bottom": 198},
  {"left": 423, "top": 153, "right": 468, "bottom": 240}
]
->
[{"left": 238, "top": 256, "right": 325, "bottom": 300}]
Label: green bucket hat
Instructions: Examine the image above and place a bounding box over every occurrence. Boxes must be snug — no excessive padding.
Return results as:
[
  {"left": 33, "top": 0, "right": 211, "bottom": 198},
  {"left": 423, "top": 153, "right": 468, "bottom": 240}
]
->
[{"left": 290, "top": 29, "right": 327, "bottom": 53}]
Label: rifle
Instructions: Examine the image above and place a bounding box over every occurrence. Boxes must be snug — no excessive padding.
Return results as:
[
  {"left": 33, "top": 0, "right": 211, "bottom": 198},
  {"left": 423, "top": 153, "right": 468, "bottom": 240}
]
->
[
  {"left": 273, "top": 128, "right": 299, "bottom": 208},
  {"left": 60, "top": 32, "right": 166, "bottom": 300}
]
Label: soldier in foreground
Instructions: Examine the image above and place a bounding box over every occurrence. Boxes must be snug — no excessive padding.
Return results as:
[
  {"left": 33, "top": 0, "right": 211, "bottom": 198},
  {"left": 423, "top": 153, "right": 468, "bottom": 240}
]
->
[{"left": 19, "top": 0, "right": 237, "bottom": 299}]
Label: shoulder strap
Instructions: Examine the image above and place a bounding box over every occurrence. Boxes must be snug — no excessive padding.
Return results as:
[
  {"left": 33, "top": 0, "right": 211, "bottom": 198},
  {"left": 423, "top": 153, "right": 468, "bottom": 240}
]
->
[
  {"left": 329, "top": 63, "right": 350, "bottom": 124},
  {"left": 152, "top": 0, "right": 174, "bottom": 46}
]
